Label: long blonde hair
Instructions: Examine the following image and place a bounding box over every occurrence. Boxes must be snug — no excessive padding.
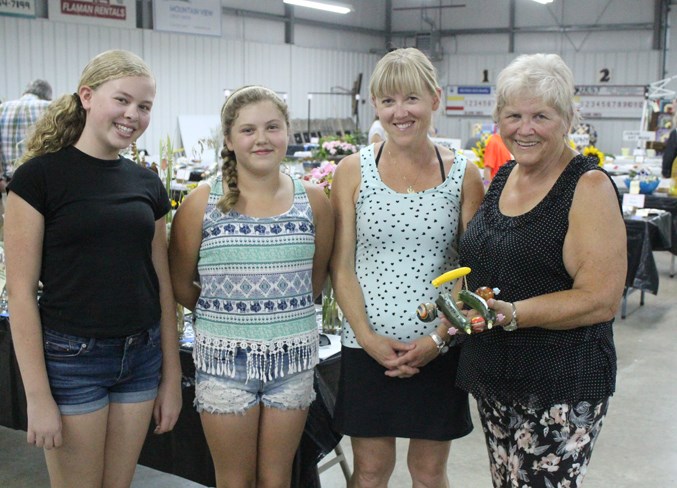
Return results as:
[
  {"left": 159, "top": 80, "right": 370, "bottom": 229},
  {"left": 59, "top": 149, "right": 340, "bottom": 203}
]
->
[
  {"left": 216, "top": 86, "right": 290, "bottom": 213},
  {"left": 19, "top": 50, "right": 154, "bottom": 165}
]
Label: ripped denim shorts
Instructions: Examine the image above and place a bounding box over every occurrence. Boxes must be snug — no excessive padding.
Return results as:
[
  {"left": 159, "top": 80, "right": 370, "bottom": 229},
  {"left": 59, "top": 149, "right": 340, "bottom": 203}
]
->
[{"left": 194, "top": 347, "right": 315, "bottom": 415}]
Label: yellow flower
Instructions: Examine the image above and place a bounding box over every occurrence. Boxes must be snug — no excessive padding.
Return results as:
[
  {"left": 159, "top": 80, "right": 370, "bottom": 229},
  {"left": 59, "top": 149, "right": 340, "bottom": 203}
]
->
[
  {"left": 582, "top": 145, "right": 605, "bottom": 166},
  {"left": 472, "top": 133, "right": 491, "bottom": 169}
]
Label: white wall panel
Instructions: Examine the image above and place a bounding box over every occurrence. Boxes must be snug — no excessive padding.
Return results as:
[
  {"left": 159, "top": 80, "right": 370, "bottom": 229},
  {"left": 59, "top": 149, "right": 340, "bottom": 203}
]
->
[{"left": 0, "top": 7, "right": 664, "bottom": 157}]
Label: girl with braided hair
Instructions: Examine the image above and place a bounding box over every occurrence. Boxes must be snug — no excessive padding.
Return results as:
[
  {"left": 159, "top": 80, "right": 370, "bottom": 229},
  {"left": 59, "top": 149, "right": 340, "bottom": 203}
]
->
[{"left": 169, "top": 85, "right": 334, "bottom": 487}]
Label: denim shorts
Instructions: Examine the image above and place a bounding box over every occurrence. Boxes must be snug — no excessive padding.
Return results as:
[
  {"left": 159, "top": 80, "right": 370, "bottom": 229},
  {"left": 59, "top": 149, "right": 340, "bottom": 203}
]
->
[
  {"left": 43, "top": 325, "right": 162, "bottom": 415},
  {"left": 194, "top": 347, "right": 316, "bottom": 415}
]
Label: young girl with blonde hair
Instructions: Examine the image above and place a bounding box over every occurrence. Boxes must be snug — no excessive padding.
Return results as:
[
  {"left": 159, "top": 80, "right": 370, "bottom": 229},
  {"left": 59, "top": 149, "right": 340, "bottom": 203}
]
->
[
  {"left": 169, "top": 85, "right": 333, "bottom": 487},
  {"left": 5, "top": 49, "right": 182, "bottom": 488}
]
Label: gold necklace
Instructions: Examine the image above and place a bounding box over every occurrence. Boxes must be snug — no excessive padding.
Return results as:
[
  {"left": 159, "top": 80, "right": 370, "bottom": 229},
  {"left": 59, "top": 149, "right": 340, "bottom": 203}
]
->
[{"left": 388, "top": 147, "right": 425, "bottom": 194}]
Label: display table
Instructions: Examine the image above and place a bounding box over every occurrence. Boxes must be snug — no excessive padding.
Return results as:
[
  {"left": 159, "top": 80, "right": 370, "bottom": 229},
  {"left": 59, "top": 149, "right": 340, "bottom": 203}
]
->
[{"left": 0, "top": 318, "right": 343, "bottom": 487}]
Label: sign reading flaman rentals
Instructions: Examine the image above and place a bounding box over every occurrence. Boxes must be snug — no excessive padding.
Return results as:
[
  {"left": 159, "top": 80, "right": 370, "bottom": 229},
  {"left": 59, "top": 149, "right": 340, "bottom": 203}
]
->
[{"left": 48, "top": 0, "right": 136, "bottom": 29}]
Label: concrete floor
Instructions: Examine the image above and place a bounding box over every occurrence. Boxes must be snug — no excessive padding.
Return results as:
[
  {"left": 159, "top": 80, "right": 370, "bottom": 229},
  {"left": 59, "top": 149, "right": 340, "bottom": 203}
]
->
[{"left": 2, "top": 251, "right": 676, "bottom": 487}]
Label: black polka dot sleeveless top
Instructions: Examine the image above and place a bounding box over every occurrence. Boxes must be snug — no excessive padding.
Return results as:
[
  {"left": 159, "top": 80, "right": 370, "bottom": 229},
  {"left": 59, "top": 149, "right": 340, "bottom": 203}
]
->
[{"left": 456, "top": 155, "right": 618, "bottom": 409}]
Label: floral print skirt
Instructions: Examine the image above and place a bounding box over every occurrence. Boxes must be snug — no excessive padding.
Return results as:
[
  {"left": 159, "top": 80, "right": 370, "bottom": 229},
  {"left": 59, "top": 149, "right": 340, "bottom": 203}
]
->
[{"left": 476, "top": 396, "right": 610, "bottom": 488}]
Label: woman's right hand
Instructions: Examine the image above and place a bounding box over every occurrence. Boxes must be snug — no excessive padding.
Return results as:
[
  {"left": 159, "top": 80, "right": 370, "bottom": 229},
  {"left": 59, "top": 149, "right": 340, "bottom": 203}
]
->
[{"left": 26, "top": 392, "right": 63, "bottom": 449}]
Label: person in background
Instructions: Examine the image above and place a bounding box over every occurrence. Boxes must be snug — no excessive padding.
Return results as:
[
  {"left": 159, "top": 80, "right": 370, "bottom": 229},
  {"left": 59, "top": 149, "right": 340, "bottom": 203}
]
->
[
  {"left": 452, "top": 53, "right": 626, "bottom": 488},
  {"left": 4, "top": 50, "right": 182, "bottom": 488},
  {"left": 168, "top": 85, "right": 333, "bottom": 487},
  {"left": 661, "top": 111, "right": 677, "bottom": 178},
  {"left": 368, "top": 115, "right": 386, "bottom": 144},
  {"left": 331, "top": 47, "right": 484, "bottom": 488},
  {"left": 0, "top": 79, "right": 53, "bottom": 235},
  {"left": 482, "top": 132, "right": 512, "bottom": 183}
]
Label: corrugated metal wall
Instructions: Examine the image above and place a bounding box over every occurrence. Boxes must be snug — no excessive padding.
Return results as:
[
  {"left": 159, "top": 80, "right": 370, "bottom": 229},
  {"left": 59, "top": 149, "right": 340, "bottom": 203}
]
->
[
  {"left": 1, "top": 17, "right": 378, "bottom": 153},
  {"left": 0, "top": 15, "right": 662, "bottom": 154}
]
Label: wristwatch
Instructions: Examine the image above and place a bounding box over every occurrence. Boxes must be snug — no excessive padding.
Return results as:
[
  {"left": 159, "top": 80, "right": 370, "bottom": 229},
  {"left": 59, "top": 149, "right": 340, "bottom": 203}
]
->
[
  {"left": 429, "top": 331, "right": 449, "bottom": 355},
  {"left": 503, "top": 302, "right": 519, "bottom": 332}
]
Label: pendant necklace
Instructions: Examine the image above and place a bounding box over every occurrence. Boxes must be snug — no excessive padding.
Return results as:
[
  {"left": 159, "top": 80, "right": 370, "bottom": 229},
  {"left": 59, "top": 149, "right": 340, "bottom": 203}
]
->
[{"left": 388, "top": 148, "right": 423, "bottom": 194}]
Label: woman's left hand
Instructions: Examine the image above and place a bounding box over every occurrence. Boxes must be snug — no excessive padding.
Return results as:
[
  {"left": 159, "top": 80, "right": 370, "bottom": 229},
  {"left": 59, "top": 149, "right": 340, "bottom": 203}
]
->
[
  {"left": 152, "top": 377, "right": 182, "bottom": 434},
  {"left": 385, "top": 335, "right": 440, "bottom": 377}
]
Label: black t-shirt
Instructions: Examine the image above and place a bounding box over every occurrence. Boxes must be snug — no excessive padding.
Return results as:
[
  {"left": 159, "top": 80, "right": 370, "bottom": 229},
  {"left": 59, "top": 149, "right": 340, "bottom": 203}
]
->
[{"left": 8, "top": 146, "right": 171, "bottom": 338}]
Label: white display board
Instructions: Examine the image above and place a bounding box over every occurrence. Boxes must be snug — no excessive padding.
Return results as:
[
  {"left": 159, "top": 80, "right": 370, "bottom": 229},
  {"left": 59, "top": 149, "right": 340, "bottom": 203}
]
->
[
  {"left": 177, "top": 115, "right": 221, "bottom": 165},
  {"left": 0, "top": 0, "right": 36, "bottom": 18},
  {"left": 445, "top": 84, "right": 646, "bottom": 120},
  {"left": 574, "top": 85, "right": 646, "bottom": 119},
  {"left": 153, "top": 0, "right": 221, "bottom": 37},
  {"left": 445, "top": 85, "right": 495, "bottom": 117}
]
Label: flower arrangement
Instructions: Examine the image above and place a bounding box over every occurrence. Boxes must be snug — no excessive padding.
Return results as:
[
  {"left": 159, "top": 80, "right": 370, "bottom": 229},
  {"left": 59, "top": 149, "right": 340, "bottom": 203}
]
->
[
  {"left": 314, "top": 135, "right": 357, "bottom": 161},
  {"left": 304, "top": 160, "right": 337, "bottom": 197},
  {"left": 625, "top": 166, "right": 660, "bottom": 194},
  {"left": 471, "top": 133, "right": 491, "bottom": 169}
]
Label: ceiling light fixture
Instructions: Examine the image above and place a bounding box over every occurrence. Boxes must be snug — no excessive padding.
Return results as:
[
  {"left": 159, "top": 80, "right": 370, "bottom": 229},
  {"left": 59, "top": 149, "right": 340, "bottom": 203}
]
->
[
  {"left": 283, "top": 0, "right": 352, "bottom": 15},
  {"left": 531, "top": 0, "right": 554, "bottom": 4}
]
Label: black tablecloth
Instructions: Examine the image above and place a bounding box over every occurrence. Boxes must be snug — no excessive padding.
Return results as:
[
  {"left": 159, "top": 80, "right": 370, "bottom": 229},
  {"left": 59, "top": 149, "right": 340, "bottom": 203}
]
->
[
  {"left": 620, "top": 190, "right": 677, "bottom": 255},
  {"left": 0, "top": 316, "right": 27, "bottom": 431},
  {"left": 0, "top": 319, "right": 342, "bottom": 487},
  {"left": 624, "top": 211, "right": 672, "bottom": 295}
]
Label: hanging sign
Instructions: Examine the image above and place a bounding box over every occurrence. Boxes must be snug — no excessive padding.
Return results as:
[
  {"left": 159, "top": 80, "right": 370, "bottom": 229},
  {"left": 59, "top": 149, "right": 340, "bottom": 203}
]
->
[
  {"left": 445, "top": 85, "right": 495, "bottom": 117},
  {"left": 623, "top": 130, "right": 655, "bottom": 142},
  {"left": 48, "top": 0, "right": 136, "bottom": 29},
  {"left": 446, "top": 84, "right": 646, "bottom": 119},
  {"left": 153, "top": 0, "right": 221, "bottom": 37},
  {"left": 574, "top": 85, "right": 646, "bottom": 119},
  {"left": 0, "top": 0, "right": 36, "bottom": 18}
]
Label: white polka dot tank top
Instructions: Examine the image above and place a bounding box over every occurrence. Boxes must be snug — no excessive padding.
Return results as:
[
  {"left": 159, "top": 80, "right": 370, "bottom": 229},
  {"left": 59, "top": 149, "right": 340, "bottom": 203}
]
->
[{"left": 341, "top": 144, "right": 468, "bottom": 348}]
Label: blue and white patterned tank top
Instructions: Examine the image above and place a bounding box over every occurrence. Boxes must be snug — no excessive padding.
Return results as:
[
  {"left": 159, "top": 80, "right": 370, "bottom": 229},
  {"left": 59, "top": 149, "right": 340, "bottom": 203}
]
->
[
  {"left": 341, "top": 144, "right": 468, "bottom": 348},
  {"left": 193, "top": 174, "right": 319, "bottom": 381}
]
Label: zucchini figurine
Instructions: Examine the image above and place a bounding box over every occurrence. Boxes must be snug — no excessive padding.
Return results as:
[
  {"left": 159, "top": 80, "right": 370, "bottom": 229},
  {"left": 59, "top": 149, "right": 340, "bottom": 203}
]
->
[
  {"left": 436, "top": 293, "right": 472, "bottom": 334},
  {"left": 415, "top": 267, "right": 474, "bottom": 334},
  {"left": 458, "top": 289, "right": 497, "bottom": 329}
]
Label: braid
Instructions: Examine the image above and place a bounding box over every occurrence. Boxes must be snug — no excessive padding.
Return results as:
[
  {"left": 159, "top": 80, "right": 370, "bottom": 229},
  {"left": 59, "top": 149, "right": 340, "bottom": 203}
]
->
[{"left": 216, "top": 148, "right": 239, "bottom": 213}]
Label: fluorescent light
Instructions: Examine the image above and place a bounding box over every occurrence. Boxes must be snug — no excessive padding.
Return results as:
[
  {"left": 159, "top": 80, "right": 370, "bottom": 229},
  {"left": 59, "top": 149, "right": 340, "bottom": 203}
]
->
[
  {"left": 283, "top": 0, "right": 352, "bottom": 15},
  {"left": 531, "top": 0, "right": 554, "bottom": 4}
]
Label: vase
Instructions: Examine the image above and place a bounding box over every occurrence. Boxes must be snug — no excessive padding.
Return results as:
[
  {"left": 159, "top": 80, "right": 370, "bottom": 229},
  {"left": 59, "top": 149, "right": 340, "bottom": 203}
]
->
[
  {"left": 177, "top": 304, "right": 185, "bottom": 336},
  {"left": 321, "top": 281, "right": 342, "bottom": 335}
]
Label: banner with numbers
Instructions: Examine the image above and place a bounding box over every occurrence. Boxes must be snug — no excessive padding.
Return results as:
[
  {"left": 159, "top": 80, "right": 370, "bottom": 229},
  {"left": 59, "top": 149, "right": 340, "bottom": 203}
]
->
[
  {"left": 446, "top": 84, "right": 646, "bottom": 119},
  {"left": 0, "top": 0, "right": 36, "bottom": 18},
  {"left": 445, "top": 85, "right": 495, "bottom": 117},
  {"left": 574, "top": 85, "right": 646, "bottom": 119}
]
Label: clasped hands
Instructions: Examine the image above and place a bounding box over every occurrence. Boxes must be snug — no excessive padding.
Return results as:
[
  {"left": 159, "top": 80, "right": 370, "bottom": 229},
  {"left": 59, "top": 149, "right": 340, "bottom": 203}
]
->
[{"left": 360, "top": 331, "right": 442, "bottom": 379}]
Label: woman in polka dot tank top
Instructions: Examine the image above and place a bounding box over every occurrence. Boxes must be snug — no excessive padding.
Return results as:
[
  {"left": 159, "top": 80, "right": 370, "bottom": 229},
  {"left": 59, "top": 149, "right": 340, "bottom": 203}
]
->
[
  {"left": 330, "top": 48, "right": 485, "bottom": 487},
  {"left": 453, "top": 54, "right": 626, "bottom": 488}
]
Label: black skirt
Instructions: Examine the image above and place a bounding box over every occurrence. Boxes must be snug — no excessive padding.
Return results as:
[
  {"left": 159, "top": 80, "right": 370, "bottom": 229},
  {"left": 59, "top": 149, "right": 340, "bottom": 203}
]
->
[{"left": 333, "top": 345, "right": 473, "bottom": 441}]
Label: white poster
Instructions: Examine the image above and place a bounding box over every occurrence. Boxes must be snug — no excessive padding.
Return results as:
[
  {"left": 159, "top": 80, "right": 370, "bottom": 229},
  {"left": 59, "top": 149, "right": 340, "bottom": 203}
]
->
[
  {"left": 0, "top": 0, "right": 36, "bottom": 18},
  {"left": 48, "top": 0, "right": 136, "bottom": 29},
  {"left": 445, "top": 85, "right": 495, "bottom": 117},
  {"left": 153, "top": 0, "right": 221, "bottom": 37},
  {"left": 574, "top": 85, "right": 646, "bottom": 119}
]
